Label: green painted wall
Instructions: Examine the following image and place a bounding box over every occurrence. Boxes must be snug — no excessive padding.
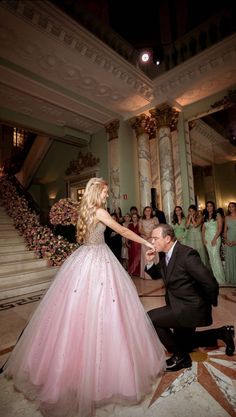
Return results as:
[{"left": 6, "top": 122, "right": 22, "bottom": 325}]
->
[
  {"left": 214, "top": 162, "right": 236, "bottom": 209},
  {"left": 29, "top": 140, "right": 81, "bottom": 222},
  {"left": 118, "top": 121, "right": 139, "bottom": 214}
]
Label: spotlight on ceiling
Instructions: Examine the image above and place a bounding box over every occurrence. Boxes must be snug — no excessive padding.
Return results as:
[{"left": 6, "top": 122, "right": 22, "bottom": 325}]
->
[
  {"left": 153, "top": 49, "right": 162, "bottom": 66},
  {"left": 154, "top": 58, "right": 160, "bottom": 66},
  {"left": 139, "top": 49, "right": 161, "bottom": 66},
  {"left": 140, "top": 50, "right": 151, "bottom": 63}
]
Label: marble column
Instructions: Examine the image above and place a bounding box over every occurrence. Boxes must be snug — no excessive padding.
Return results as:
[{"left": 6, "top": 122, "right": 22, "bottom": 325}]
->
[
  {"left": 105, "top": 120, "right": 120, "bottom": 212},
  {"left": 130, "top": 114, "right": 155, "bottom": 212},
  {"left": 184, "top": 120, "right": 196, "bottom": 205},
  {"left": 150, "top": 104, "right": 179, "bottom": 223},
  {"left": 171, "top": 129, "right": 183, "bottom": 207},
  {"left": 149, "top": 136, "right": 161, "bottom": 208}
]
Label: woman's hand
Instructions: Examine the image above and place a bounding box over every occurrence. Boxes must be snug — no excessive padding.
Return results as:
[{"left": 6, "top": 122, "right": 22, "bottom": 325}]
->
[
  {"left": 226, "top": 240, "right": 235, "bottom": 247},
  {"left": 145, "top": 248, "right": 156, "bottom": 263},
  {"left": 145, "top": 241, "right": 155, "bottom": 250},
  {"left": 211, "top": 237, "right": 217, "bottom": 246}
]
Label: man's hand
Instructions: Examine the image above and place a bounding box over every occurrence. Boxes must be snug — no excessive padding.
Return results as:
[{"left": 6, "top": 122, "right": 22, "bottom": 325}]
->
[{"left": 145, "top": 249, "right": 156, "bottom": 264}]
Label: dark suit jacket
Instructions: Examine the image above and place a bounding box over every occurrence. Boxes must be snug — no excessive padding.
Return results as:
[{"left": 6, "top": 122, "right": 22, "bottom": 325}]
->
[
  {"left": 145, "top": 242, "right": 219, "bottom": 328},
  {"left": 155, "top": 209, "right": 166, "bottom": 224}
]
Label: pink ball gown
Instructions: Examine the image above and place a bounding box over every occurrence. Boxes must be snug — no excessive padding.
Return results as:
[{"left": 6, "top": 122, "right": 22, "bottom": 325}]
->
[{"left": 4, "top": 222, "right": 166, "bottom": 417}]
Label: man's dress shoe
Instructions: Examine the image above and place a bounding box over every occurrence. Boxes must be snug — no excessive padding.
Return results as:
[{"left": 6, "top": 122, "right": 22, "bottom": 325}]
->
[
  {"left": 219, "top": 325, "right": 235, "bottom": 356},
  {"left": 166, "top": 354, "right": 192, "bottom": 372}
]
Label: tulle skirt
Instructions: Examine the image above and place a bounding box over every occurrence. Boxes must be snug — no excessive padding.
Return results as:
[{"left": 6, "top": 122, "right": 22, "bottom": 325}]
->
[{"left": 4, "top": 243, "right": 166, "bottom": 417}]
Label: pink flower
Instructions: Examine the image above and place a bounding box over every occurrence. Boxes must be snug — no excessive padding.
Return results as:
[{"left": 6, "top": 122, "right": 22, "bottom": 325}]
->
[
  {"left": 49, "top": 198, "right": 79, "bottom": 226},
  {"left": 0, "top": 178, "right": 79, "bottom": 265}
]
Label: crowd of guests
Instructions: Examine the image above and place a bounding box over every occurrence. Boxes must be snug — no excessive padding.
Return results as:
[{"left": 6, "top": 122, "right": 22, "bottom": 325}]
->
[
  {"left": 172, "top": 201, "right": 236, "bottom": 285},
  {"left": 105, "top": 201, "right": 236, "bottom": 285}
]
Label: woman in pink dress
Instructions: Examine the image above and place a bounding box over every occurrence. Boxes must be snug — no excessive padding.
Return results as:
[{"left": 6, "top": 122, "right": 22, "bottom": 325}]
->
[{"left": 3, "top": 178, "right": 165, "bottom": 417}]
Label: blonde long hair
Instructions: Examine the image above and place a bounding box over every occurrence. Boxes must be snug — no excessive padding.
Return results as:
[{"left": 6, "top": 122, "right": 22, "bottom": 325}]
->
[{"left": 76, "top": 177, "right": 108, "bottom": 243}]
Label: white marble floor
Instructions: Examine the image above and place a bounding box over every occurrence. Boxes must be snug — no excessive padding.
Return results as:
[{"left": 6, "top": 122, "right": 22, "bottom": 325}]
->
[{"left": 0, "top": 279, "right": 235, "bottom": 417}]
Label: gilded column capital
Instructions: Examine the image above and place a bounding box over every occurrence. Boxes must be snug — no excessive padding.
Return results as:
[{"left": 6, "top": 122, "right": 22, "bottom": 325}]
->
[
  {"left": 149, "top": 104, "right": 179, "bottom": 131},
  {"left": 105, "top": 119, "right": 120, "bottom": 141},
  {"left": 129, "top": 114, "right": 156, "bottom": 138}
]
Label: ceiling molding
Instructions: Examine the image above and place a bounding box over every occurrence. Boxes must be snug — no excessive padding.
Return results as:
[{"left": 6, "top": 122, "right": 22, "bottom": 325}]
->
[
  {"left": 190, "top": 119, "right": 236, "bottom": 165},
  {"left": 0, "top": 0, "right": 153, "bottom": 100},
  {"left": 152, "top": 34, "right": 236, "bottom": 105},
  {"left": 0, "top": 0, "right": 236, "bottom": 139}
]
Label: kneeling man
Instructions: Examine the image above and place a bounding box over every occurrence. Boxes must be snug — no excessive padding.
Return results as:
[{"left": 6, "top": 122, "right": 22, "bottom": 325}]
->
[{"left": 145, "top": 224, "right": 235, "bottom": 372}]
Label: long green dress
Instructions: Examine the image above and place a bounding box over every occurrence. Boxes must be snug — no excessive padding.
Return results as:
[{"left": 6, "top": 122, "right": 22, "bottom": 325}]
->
[
  {"left": 185, "top": 223, "right": 208, "bottom": 265},
  {"left": 224, "top": 217, "right": 236, "bottom": 284},
  {"left": 204, "top": 218, "right": 225, "bottom": 284},
  {"left": 173, "top": 218, "right": 186, "bottom": 244}
]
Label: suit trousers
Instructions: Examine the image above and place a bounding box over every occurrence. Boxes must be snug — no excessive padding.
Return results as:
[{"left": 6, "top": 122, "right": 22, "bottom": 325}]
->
[{"left": 148, "top": 305, "right": 219, "bottom": 355}]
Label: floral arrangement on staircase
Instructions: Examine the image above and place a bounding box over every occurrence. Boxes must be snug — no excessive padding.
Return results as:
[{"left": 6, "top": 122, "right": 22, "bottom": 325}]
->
[
  {"left": 0, "top": 177, "right": 79, "bottom": 266},
  {"left": 49, "top": 198, "right": 79, "bottom": 226}
]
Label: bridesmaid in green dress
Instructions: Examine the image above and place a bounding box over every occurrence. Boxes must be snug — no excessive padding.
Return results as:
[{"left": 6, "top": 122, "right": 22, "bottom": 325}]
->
[
  {"left": 224, "top": 202, "right": 236, "bottom": 285},
  {"left": 172, "top": 206, "right": 186, "bottom": 243},
  {"left": 185, "top": 204, "right": 208, "bottom": 265},
  {"left": 202, "top": 201, "right": 225, "bottom": 284}
]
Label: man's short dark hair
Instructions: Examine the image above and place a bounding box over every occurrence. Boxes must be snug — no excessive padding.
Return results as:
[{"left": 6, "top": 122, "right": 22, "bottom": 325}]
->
[{"left": 156, "top": 224, "right": 176, "bottom": 241}]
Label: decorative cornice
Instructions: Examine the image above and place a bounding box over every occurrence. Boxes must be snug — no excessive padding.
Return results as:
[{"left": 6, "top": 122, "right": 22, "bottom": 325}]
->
[
  {"left": 151, "top": 34, "right": 236, "bottom": 108},
  {"left": 0, "top": 0, "right": 153, "bottom": 101},
  {"left": 211, "top": 89, "right": 236, "bottom": 109},
  {"left": 192, "top": 119, "right": 227, "bottom": 146},
  {"left": 190, "top": 119, "right": 236, "bottom": 164},
  {"left": 0, "top": 83, "right": 102, "bottom": 135},
  {"left": 0, "top": 0, "right": 235, "bottom": 134},
  {"left": 105, "top": 119, "right": 120, "bottom": 141}
]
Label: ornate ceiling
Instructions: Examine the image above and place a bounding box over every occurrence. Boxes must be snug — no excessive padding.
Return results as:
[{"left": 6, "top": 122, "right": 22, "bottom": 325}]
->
[{"left": 0, "top": 0, "right": 236, "bottom": 151}]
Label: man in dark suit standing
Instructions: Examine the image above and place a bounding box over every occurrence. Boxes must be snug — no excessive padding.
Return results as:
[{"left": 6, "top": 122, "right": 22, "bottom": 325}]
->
[{"left": 145, "top": 224, "right": 235, "bottom": 372}]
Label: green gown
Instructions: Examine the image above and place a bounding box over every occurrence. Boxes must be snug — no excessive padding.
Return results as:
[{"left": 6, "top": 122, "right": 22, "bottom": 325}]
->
[
  {"left": 185, "top": 223, "right": 208, "bottom": 265},
  {"left": 204, "top": 218, "right": 225, "bottom": 284},
  {"left": 224, "top": 217, "right": 236, "bottom": 284},
  {"left": 173, "top": 218, "right": 186, "bottom": 244}
]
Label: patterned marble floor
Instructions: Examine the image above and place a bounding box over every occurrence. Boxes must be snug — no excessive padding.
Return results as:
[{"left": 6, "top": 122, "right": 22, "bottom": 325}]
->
[{"left": 0, "top": 279, "right": 235, "bottom": 417}]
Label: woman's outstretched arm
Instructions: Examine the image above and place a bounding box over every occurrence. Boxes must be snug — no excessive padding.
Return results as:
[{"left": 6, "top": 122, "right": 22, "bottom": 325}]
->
[{"left": 96, "top": 208, "right": 154, "bottom": 249}]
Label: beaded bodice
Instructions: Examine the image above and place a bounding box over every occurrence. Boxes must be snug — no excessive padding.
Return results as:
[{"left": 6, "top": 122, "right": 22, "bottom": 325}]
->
[{"left": 84, "top": 221, "right": 106, "bottom": 245}]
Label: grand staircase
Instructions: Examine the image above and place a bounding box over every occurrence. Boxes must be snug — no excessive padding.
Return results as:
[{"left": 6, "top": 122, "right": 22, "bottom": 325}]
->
[{"left": 0, "top": 205, "right": 58, "bottom": 300}]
